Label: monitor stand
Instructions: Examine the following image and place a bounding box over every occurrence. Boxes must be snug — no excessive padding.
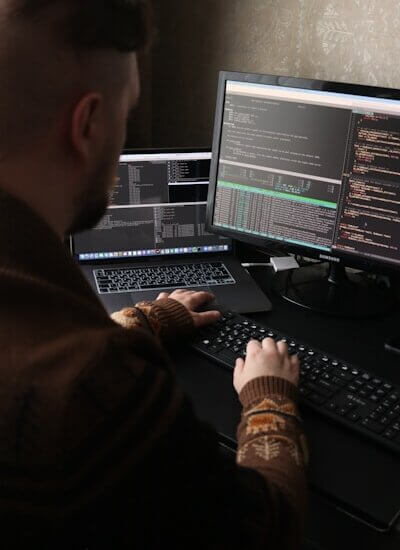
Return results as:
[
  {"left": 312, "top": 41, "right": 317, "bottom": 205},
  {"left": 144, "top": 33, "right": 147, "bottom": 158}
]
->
[{"left": 279, "top": 262, "right": 395, "bottom": 318}]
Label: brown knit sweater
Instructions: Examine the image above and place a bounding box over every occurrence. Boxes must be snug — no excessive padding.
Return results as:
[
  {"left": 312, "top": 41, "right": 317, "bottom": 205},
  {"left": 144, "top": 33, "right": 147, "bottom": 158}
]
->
[{"left": 0, "top": 190, "right": 308, "bottom": 549}]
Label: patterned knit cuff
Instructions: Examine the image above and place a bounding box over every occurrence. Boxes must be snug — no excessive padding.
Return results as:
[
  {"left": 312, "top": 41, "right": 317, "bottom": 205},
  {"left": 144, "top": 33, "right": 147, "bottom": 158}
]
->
[
  {"left": 135, "top": 298, "right": 194, "bottom": 341},
  {"left": 110, "top": 308, "right": 143, "bottom": 330},
  {"left": 239, "top": 376, "right": 298, "bottom": 410}
]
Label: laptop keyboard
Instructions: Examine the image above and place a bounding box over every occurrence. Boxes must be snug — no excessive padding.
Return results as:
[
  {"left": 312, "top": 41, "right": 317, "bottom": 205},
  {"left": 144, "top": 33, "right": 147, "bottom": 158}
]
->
[{"left": 93, "top": 262, "right": 236, "bottom": 294}]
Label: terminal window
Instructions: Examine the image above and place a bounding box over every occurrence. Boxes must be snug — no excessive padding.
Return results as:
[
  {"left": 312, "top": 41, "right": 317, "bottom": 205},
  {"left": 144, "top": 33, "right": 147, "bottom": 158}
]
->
[
  {"left": 213, "top": 81, "right": 400, "bottom": 265},
  {"left": 74, "top": 154, "right": 229, "bottom": 255}
]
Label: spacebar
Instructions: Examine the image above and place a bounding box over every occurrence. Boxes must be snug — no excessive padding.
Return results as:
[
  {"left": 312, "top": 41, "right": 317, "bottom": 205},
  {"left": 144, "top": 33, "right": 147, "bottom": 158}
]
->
[{"left": 139, "top": 282, "right": 188, "bottom": 289}]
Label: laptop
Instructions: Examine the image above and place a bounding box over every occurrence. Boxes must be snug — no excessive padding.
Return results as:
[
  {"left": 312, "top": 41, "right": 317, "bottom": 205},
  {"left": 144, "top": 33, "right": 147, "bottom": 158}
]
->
[{"left": 70, "top": 148, "right": 271, "bottom": 314}]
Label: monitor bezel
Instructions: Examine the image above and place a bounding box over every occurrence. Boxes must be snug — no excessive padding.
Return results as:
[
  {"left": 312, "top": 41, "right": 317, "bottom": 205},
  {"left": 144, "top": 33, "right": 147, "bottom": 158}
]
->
[
  {"left": 70, "top": 146, "right": 233, "bottom": 263},
  {"left": 206, "top": 70, "right": 400, "bottom": 276}
]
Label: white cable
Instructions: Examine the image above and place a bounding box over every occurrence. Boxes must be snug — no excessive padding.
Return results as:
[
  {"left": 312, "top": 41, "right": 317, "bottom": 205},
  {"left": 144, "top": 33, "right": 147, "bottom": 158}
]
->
[
  {"left": 241, "top": 262, "right": 272, "bottom": 268},
  {"left": 242, "top": 256, "right": 300, "bottom": 272}
]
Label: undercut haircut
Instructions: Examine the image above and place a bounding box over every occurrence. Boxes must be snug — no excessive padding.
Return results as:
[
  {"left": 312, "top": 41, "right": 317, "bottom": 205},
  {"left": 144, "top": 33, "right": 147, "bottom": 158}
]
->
[
  {"left": 0, "top": 0, "right": 152, "bottom": 154},
  {"left": 10, "top": 0, "right": 153, "bottom": 53}
]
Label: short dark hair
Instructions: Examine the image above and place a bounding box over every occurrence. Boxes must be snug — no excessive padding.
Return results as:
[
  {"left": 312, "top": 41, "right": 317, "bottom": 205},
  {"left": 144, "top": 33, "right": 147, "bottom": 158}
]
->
[
  {"left": 0, "top": 0, "right": 152, "bottom": 153},
  {"left": 11, "top": 0, "right": 153, "bottom": 53}
]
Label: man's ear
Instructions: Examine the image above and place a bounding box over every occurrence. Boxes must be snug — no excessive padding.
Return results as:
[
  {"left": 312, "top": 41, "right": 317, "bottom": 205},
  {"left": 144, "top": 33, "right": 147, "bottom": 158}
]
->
[{"left": 70, "top": 93, "right": 104, "bottom": 162}]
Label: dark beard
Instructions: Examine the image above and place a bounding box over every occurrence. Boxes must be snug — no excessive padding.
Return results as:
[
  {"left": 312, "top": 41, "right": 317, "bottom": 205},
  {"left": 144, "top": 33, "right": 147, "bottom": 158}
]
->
[
  {"left": 66, "top": 154, "right": 115, "bottom": 235},
  {"left": 67, "top": 190, "right": 109, "bottom": 235}
]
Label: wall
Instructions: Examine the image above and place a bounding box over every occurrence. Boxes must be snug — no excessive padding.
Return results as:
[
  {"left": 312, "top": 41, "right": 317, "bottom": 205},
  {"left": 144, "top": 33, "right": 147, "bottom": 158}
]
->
[{"left": 127, "top": 0, "right": 400, "bottom": 148}]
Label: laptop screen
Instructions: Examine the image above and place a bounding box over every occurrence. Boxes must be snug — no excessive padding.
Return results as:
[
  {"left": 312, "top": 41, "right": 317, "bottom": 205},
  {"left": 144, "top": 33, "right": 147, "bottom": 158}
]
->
[{"left": 72, "top": 150, "right": 232, "bottom": 261}]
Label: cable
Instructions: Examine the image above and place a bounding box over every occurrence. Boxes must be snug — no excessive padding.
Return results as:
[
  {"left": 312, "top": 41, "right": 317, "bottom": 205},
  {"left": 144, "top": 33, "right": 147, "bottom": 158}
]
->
[
  {"left": 242, "top": 256, "right": 300, "bottom": 273},
  {"left": 241, "top": 262, "right": 272, "bottom": 268}
]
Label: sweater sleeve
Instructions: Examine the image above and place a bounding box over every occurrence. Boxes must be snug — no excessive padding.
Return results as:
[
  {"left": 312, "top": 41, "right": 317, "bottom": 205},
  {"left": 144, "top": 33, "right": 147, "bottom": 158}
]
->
[
  {"left": 110, "top": 297, "right": 194, "bottom": 341},
  {"left": 4, "top": 326, "right": 308, "bottom": 549},
  {"left": 59, "top": 331, "right": 308, "bottom": 549},
  {"left": 236, "top": 375, "right": 309, "bottom": 547}
]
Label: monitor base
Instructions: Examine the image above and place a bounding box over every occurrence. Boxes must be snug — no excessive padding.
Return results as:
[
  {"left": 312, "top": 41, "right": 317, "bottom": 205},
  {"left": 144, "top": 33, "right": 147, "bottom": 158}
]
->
[{"left": 279, "top": 263, "right": 395, "bottom": 319}]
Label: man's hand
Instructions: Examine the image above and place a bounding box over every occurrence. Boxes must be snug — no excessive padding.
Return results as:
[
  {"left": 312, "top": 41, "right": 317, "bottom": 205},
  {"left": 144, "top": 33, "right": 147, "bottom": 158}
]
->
[
  {"left": 234, "top": 338, "right": 299, "bottom": 395},
  {"left": 156, "top": 289, "right": 221, "bottom": 328}
]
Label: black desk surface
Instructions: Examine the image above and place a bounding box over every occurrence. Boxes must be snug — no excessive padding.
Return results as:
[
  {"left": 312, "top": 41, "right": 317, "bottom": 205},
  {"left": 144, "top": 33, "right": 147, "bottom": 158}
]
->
[{"left": 173, "top": 265, "right": 400, "bottom": 550}]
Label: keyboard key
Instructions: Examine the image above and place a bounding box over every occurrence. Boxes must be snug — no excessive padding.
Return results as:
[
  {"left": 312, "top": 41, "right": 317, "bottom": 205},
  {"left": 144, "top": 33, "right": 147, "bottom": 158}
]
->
[
  {"left": 332, "top": 376, "right": 346, "bottom": 388},
  {"left": 299, "top": 387, "right": 310, "bottom": 397},
  {"left": 347, "top": 412, "right": 360, "bottom": 422},
  {"left": 362, "top": 418, "right": 385, "bottom": 434},
  {"left": 338, "top": 371, "right": 354, "bottom": 382},
  {"left": 304, "top": 382, "right": 333, "bottom": 398},
  {"left": 308, "top": 393, "right": 327, "bottom": 405},
  {"left": 369, "top": 394, "right": 380, "bottom": 403},
  {"left": 317, "top": 379, "right": 340, "bottom": 394},
  {"left": 325, "top": 401, "right": 338, "bottom": 411},
  {"left": 369, "top": 412, "right": 381, "bottom": 421},
  {"left": 210, "top": 344, "right": 223, "bottom": 353},
  {"left": 384, "top": 429, "right": 397, "bottom": 440}
]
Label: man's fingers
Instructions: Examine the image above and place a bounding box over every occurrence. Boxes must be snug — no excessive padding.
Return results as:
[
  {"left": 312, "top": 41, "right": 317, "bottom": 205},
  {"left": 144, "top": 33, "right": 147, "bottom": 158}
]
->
[
  {"left": 192, "top": 310, "right": 221, "bottom": 327},
  {"left": 290, "top": 353, "right": 300, "bottom": 368},
  {"left": 290, "top": 354, "right": 300, "bottom": 383},
  {"left": 157, "top": 292, "right": 169, "bottom": 300},
  {"left": 233, "top": 357, "right": 245, "bottom": 392},
  {"left": 235, "top": 357, "right": 245, "bottom": 370},
  {"left": 261, "top": 337, "right": 277, "bottom": 353},
  {"left": 186, "top": 291, "right": 216, "bottom": 308},
  {"left": 246, "top": 339, "right": 262, "bottom": 355},
  {"left": 276, "top": 339, "right": 289, "bottom": 356}
]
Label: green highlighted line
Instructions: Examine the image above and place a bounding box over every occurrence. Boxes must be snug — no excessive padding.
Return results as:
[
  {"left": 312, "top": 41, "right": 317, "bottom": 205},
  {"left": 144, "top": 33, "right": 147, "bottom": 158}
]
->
[{"left": 218, "top": 180, "right": 337, "bottom": 209}]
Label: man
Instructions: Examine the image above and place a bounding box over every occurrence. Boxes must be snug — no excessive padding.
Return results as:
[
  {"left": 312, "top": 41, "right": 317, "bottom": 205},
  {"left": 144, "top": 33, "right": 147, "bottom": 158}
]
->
[{"left": 0, "top": 1, "right": 307, "bottom": 548}]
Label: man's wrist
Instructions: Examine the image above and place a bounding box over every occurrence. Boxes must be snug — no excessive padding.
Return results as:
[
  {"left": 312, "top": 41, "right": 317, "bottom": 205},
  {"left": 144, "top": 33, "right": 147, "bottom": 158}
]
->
[{"left": 239, "top": 375, "right": 299, "bottom": 410}]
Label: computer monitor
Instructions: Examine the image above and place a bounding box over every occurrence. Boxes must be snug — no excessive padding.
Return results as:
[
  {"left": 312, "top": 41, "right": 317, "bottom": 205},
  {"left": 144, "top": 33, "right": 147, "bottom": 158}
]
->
[
  {"left": 207, "top": 71, "right": 400, "bottom": 316},
  {"left": 73, "top": 148, "right": 231, "bottom": 260}
]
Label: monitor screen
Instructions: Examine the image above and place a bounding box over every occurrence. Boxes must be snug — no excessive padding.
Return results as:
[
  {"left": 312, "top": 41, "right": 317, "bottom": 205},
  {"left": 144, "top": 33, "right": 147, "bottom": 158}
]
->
[
  {"left": 72, "top": 149, "right": 231, "bottom": 261},
  {"left": 207, "top": 72, "right": 400, "bottom": 273}
]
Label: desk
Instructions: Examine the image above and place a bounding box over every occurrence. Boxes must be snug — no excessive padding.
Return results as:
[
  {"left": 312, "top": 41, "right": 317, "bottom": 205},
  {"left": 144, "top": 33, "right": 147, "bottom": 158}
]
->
[{"left": 174, "top": 265, "right": 400, "bottom": 550}]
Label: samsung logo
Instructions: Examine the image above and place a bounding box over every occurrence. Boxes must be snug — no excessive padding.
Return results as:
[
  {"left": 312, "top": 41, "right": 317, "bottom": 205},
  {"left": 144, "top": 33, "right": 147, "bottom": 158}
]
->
[{"left": 319, "top": 254, "right": 340, "bottom": 263}]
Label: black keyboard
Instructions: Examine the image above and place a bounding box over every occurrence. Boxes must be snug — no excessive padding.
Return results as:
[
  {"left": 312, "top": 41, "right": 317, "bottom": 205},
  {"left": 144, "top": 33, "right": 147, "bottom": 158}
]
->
[
  {"left": 94, "top": 262, "right": 235, "bottom": 294},
  {"left": 191, "top": 311, "right": 400, "bottom": 456}
]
